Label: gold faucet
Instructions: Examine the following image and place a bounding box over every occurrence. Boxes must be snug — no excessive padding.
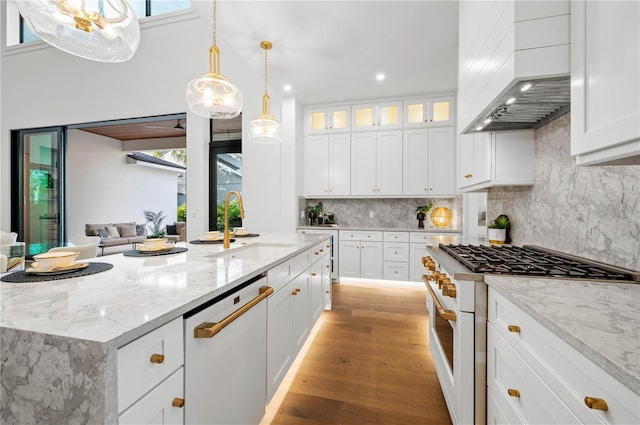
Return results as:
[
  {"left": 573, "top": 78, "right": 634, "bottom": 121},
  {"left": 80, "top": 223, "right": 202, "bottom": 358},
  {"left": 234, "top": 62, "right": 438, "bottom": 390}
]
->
[{"left": 223, "top": 191, "right": 245, "bottom": 249}]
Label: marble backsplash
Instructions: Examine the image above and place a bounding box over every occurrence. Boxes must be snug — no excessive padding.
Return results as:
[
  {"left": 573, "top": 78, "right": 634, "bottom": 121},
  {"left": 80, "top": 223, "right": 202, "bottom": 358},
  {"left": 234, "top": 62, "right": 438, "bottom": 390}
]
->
[
  {"left": 300, "top": 197, "right": 462, "bottom": 230},
  {"left": 488, "top": 114, "right": 640, "bottom": 270}
]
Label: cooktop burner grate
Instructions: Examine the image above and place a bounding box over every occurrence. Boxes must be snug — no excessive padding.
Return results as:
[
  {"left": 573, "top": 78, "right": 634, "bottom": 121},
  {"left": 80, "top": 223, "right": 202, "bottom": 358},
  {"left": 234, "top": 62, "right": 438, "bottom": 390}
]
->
[{"left": 439, "top": 244, "right": 640, "bottom": 282}]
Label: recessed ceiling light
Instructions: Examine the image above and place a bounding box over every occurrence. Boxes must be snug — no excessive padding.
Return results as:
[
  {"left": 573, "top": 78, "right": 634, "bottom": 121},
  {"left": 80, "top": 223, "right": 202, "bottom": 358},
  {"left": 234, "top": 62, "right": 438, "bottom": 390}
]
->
[
  {"left": 283, "top": 84, "right": 292, "bottom": 91},
  {"left": 520, "top": 83, "right": 532, "bottom": 92},
  {"left": 476, "top": 126, "right": 483, "bottom": 131},
  {"left": 506, "top": 97, "right": 516, "bottom": 105},
  {"left": 484, "top": 118, "right": 492, "bottom": 124},
  {"left": 375, "top": 73, "right": 385, "bottom": 81}
]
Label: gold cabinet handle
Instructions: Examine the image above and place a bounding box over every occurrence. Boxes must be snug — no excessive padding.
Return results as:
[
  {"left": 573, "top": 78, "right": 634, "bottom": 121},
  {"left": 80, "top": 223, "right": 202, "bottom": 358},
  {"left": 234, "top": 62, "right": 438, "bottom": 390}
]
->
[
  {"left": 194, "top": 286, "right": 273, "bottom": 338},
  {"left": 172, "top": 398, "right": 185, "bottom": 408},
  {"left": 319, "top": 248, "right": 324, "bottom": 252},
  {"left": 311, "top": 272, "right": 317, "bottom": 276},
  {"left": 423, "top": 276, "right": 456, "bottom": 321},
  {"left": 315, "top": 251, "right": 319, "bottom": 255},
  {"left": 508, "top": 325, "right": 521, "bottom": 333},
  {"left": 326, "top": 265, "right": 330, "bottom": 268},
  {"left": 584, "top": 397, "right": 608, "bottom": 411},
  {"left": 292, "top": 287, "right": 302, "bottom": 295},
  {"left": 326, "top": 244, "right": 330, "bottom": 248},
  {"left": 326, "top": 291, "right": 330, "bottom": 294},
  {"left": 507, "top": 389, "right": 520, "bottom": 398},
  {"left": 149, "top": 354, "right": 165, "bottom": 364}
]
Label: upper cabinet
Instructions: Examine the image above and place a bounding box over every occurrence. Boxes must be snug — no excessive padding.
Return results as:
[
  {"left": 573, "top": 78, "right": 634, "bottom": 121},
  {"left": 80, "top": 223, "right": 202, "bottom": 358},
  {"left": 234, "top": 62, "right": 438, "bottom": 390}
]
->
[
  {"left": 570, "top": 0, "right": 640, "bottom": 166},
  {"left": 351, "top": 101, "right": 403, "bottom": 131},
  {"left": 403, "top": 127, "right": 455, "bottom": 197},
  {"left": 351, "top": 131, "right": 403, "bottom": 196},
  {"left": 304, "top": 134, "right": 351, "bottom": 197},
  {"left": 304, "top": 106, "right": 350, "bottom": 135},
  {"left": 458, "top": 130, "right": 534, "bottom": 192},
  {"left": 403, "top": 96, "right": 455, "bottom": 128}
]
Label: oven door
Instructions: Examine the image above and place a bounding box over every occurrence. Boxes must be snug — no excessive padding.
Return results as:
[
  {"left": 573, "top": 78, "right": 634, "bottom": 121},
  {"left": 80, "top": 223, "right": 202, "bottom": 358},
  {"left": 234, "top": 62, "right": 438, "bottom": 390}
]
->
[{"left": 426, "top": 278, "right": 475, "bottom": 425}]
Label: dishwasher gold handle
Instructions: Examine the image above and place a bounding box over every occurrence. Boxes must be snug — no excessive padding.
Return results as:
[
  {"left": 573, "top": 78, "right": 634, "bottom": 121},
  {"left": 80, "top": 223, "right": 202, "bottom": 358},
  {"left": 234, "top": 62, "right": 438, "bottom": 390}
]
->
[
  {"left": 423, "top": 275, "right": 456, "bottom": 321},
  {"left": 194, "top": 285, "right": 273, "bottom": 338},
  {"left": 584, "top": 397, "right": 608, "bottom": 411}
]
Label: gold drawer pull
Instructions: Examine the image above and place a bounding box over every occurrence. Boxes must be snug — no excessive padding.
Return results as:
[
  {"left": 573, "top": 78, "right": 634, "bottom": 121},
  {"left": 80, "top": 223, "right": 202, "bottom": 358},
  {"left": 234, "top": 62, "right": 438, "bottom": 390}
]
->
[
  {"left": 292, "top": 288, "right": 301, "bottom": 295},
  {"left": 507, "top": 389, "right": 520, "bottom": 398},
  {"left": 149, "top": 354, "right": 165, "bottom": 364},
  {"left": 311, "top": 272, "right": 317, "bottom": 276},
  {"left": 172, "top": 398, "right": 185, "bottom": 408},
  {"left": 584, "top": 397, "right": 608, "bottom": 411},
  {"left": 315, "top": 251, "right": 320, "bottom": 255},
  {"left": 319, "top": 249, "right": 324, "bottom": 252},
  {"left": 326, "top": 265, "right": 330, "bottom": 268},
  {"left": 326, "top": 291, "right": 330, "bottom": 294},
  {"left": 508, "top": 325, "right": 521, "bottom": 333}
]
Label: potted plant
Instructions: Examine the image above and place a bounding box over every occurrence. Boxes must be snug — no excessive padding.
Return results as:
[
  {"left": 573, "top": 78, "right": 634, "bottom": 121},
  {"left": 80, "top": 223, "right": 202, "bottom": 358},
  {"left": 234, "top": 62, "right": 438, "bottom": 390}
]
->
[
  {"left": 416, "top": 203, "right": 434, "bottom": 229},
  {"left": 143, "top": 210, "right": 167, "bottom": 240},
  {"left": 487, "top": 215, "right": 510, "bottom": 244},
  {"left": 306, "top": 202, "right": 323, "bottom": 226},
  {"left": 216, "top": 200, "right": 242, "bottom": 231}
]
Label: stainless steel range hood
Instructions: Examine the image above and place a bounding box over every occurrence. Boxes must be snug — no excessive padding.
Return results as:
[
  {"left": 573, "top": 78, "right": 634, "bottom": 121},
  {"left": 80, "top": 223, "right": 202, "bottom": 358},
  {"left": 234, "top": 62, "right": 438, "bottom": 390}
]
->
[{"left": 462, "top": 76, "right": 570, "bottom": 134}]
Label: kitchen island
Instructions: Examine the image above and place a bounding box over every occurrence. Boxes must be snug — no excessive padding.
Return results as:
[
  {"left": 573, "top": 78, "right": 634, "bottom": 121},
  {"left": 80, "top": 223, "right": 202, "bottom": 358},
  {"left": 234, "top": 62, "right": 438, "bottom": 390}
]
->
[{"left": 0, "top": 233, "right": 330, "bottom": 424}]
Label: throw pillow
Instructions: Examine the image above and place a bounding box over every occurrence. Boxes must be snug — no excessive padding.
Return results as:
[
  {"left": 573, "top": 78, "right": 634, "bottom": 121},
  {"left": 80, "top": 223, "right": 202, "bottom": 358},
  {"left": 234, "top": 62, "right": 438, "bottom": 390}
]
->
[
  {"left": 106, "top": 226, "right": 120, "bottom": 238},
  {"left": 166, "top": 224, "right": 177, "bottom": 235},
  {"left": 136, "top": 224, "right": 146, "bottom": 236},
  {"left": 117, "top": 225, "right": 137, "bottom": 238},
  {"left": 97, "top": 227, "right": 111, "bottom": 239}
]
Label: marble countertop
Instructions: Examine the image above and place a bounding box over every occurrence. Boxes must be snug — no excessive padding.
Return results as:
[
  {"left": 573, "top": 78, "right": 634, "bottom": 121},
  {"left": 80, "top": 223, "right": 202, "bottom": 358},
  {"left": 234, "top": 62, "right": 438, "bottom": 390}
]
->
[
  {"left": 0, "top": 233, "right": 328, "bottom": 349},
  {"left": 298, "top": 225, "right": 462, "bottom": 233},
  {"left": 485, "top": 275, "right": 640, "bottom": 395}
]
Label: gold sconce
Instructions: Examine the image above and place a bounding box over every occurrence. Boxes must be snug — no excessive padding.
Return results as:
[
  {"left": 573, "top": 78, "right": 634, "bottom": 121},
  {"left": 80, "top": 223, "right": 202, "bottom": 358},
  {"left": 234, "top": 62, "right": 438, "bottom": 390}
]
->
[{"left": 431, "top": 207, "right": 452, "bottom": 228}]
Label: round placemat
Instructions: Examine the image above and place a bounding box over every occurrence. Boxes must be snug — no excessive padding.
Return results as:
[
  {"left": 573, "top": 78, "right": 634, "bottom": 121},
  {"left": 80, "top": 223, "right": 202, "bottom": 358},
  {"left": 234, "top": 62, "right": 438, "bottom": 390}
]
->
[
  {"left": 123, "top": 247, "right": 188, "bottom": 257},
  {"left": 1, "top": 262, "right": 114, "bottom": 283},
  {"left": 190, "top": 238, "right": 235, "bottom": 244},
  {"left": 234, "top": 233, "right": 260, "bottom": 238}
]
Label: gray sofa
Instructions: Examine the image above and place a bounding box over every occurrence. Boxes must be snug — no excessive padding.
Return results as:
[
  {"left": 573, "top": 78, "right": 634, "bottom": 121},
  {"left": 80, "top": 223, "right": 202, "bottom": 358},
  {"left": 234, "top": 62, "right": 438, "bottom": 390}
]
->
[{"left": 85, "top": 222, "right": 146, "bottom": 254}]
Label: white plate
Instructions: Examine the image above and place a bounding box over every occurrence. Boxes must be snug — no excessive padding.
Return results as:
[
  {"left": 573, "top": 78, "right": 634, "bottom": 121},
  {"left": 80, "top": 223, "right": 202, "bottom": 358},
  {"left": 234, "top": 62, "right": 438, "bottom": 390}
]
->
[
  {"left": 198, "top": 237, "right": 221, "bottom": 242},
  {"left": 26, "top": 262, "right": 89, "bottom": 275}
]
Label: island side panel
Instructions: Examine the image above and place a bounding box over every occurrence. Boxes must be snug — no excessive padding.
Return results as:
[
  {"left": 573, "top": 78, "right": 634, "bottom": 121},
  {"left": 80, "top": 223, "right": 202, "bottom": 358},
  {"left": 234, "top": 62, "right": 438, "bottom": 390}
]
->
[{"left": 1, "top": 327, "right": 117, "bottom": 424}]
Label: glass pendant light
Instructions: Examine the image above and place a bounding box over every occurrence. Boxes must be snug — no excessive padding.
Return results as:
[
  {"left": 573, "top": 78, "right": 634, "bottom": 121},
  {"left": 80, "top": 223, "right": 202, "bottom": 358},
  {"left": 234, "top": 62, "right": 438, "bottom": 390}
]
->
[
  {"left": 15, "top": 0, "right": 140, "bottom": 62},
  {"left": 248, "top": 41, "right": 281, "bottom": 143},
  {"left": 185, "top": 0, "right": 242, "bottom": 119}
]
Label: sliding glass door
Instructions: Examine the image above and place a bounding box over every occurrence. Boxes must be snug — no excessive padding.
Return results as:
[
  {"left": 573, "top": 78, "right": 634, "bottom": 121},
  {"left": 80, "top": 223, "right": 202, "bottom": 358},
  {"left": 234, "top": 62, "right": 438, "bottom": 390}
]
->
[
  {"left": 209, "top": 139, "right": 242, "bottom": 231},
  {"left": 11, "top": 127, "right": 66, "bottom": 257}
]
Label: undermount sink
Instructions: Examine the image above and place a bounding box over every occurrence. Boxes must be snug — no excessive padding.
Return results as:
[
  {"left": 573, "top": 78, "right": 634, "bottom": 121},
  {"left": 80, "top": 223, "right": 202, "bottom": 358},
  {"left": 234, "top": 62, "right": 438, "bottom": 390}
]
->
[{"left": 210, "top": 243, "right": 297, "bottom": 261}]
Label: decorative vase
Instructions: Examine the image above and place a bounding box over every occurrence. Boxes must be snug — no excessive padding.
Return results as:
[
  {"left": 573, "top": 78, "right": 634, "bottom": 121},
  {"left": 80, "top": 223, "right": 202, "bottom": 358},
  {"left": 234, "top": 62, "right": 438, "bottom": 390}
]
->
[
  {"left": 487, "top": 228, "right": 507, "bottom": 245},
  {"left": 416, "top": 212, "right": 426, "bottom": 229}
]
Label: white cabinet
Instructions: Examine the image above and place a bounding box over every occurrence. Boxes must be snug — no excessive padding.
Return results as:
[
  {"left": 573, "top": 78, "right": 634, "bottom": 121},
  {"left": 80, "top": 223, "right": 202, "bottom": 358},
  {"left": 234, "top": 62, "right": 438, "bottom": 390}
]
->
[
  {"left": 403, "top": 96, "right": 455, "bottom": 128},
  {"left": 351, "top": 130, "right": 403, "bottom": 195},
  {"left": 571, "top": 0, "right": 640, "bottom": 166},
  {"left": 321, "top": 253, "right": 332, "bottom": 310},
  {"left": 458, "top": 130, "right": 534, "bottom": 192},
  {"left": 339, "top": 231, "right": 383, "bottom": 279},
  {"left": 119, "top": 368, "right": 184, "bottom": 425},
  {"left": 309, "top": 257, "right": 324, "bottom": 325},
  {"left": 290, "top": 273, "right": 310, "bottom": 355},
  {"left": 351, "top": 101, "right": 403, "bottom": 131},
  {"left": 403, "top": 127, "right": 455, "bottom": 196},
  {"left": 382, "top": 231, "right": 409, "bottom": 281},
  {"left": 304, "top": 105, "right": 350, "bottom": 134},
  {"left": 266, "top": 278, "right": 293, "bottom": 402},
  {"left": 488, "top": 289, "right": 640, "bottom": 425},
  {"left": 304, "top": 133, "right": 351, "bottom": 196}
]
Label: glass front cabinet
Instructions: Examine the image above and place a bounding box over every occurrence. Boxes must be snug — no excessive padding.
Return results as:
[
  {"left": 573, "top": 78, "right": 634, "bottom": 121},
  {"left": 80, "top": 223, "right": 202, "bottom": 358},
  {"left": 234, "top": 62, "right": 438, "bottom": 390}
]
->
[
  {"left": 304, "top": 106, "right": 350, "bottom": 135},
  {"left": 351, "top": 101, "right": 403, "bottom": 131},
  {"left": 403, "top": 96, "right": 455, "bottom": 128}
]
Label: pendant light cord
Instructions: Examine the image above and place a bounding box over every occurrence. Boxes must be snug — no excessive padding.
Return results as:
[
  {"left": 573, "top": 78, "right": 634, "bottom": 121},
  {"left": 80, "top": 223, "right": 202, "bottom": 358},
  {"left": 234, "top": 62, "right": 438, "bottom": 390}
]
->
[
  {"left": 264, "top": 47, "right": 268, "bottom": 95},
  {"left": 212, "top": 0, "right": 217, "bottom": 46}
]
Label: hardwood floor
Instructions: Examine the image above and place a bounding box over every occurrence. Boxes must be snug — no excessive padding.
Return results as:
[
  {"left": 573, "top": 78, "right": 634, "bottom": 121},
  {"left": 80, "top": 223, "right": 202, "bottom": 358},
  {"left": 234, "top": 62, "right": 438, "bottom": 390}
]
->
[{"left": 264, "top": 279, "right": 452, "bottom": 425}]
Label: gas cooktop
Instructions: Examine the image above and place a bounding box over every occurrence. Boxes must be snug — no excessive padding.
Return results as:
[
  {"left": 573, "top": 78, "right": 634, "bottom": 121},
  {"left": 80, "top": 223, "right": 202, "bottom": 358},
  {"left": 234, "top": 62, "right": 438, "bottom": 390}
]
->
[{"left": 439, "top": 244, "right": 640, "bottom": 282}]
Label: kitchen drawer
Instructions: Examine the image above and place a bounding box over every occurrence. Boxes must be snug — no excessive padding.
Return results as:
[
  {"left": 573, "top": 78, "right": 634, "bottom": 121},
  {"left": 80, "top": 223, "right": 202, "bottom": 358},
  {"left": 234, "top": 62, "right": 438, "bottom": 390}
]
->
[
  {"left": 489, "top": 289, "right": 640, "bottom": 424},
  {"left": 487, "top": 323, "right": 581, "bottom": 424},
  {"left": 383, "top": 231, "right": 409, "bottom": 242},
  {"left": 487, "top": 385, "right": 522, "bottom": 425},
  {"left": 311, "top": 240, "right": 330, "bottom": 262},
  {"left": 268, "top": 257, "right": 294, "bottom": 293},
  {"left": 118, "top": 317, "right": 184, "bottom": 413},
  {"left": 383, "top": 261, "right": 409, "bottom": 281},
  {"left": 383, "top": 242, "right": 409, "bottom": 262},
  {"left": 293, "top": 249, "right": 312, "bottom": 276},
  {"left": 119, "top": 367, "right": 184, "bottom": 424},
  {"left": 409, "top": 232, "right": 441, "bottom": 244},
  {"left": 339, "top": 230, "right": 383, "bottom": 242}
]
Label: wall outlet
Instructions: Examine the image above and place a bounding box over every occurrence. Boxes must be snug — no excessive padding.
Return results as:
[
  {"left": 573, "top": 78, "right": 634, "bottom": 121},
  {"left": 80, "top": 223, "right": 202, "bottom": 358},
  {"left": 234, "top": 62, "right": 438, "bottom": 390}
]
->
[
  {"left": 300, "top": 210, "right": 305, "bottom": 219},
  {"left": 369, "top": 211, "right": 375, "bottom": 218}
]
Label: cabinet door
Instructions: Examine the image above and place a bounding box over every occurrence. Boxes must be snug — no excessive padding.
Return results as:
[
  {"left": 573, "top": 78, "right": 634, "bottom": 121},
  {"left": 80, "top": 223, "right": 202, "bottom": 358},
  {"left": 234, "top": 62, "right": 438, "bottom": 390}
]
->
[
  {"left": 376, "top": 101, "right": 403, "bottom": 130},
  {"left": 119, "top": 368, "right": 184, "bottom": 425},
  {"left": 404, "top": 99, "right": 429, "bottom": 128},
  {"left": 427, "top": 96, "right": 455, "bottom": 127},
  {"left": 351, "top": 103, "right": 377, "bottom": 131},
  {"left": 266, "top": 285, "right": 292, "bottom": 402},
  {"left": 376, "top": 130, "right": 403, "bottom": 195},
  {"left": 321, "top": 254, "right": 332, "bottom": 310},
  {"left": 472, "top": 132, "right": 492, "bottom": 185},
  {"left": 409, "top": 243, "right": 430, "bottom": 282},
  {"left": 338, "top": 240, "right": 361, "bottom": 278},
  {"left": 290, "top": 274, "right": 309, "bottom": 356},
  {"left": 403, "top": 128, "right": 429, "bottom": 195},
  {"left": 328, "top": 133, "right": 351, "bottom": 195},
  {"left": 428, "top": 127, "right": 455, "bottom": 196},
  {"left": 351, "top": 132, "right": 377, "bottom": 195},
  {"left": 304, "top": 135, "right": 330, "bottom": 196},
  {"left": 458, "top": 134, "right": 475, "bottom": 189},
  {"left": 309, "top": 262, "right": 324, "bottom": 325},
  {"left": 304, "top": 108, "right": 328, "bottom": 135},
  {"left": 359, "top": 241, "right": 383, "bottom": 280},
  {"left": 571, "top": 0, "right": 640, "bottom": 165},
  {"left": 329, "top": 106, "right": 351, "bottom": 132}
]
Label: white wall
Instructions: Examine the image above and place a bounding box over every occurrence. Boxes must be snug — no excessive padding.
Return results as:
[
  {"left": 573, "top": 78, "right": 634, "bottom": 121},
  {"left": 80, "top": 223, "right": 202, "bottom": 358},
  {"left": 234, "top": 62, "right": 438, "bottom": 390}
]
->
[
  {"left": 0, "top": 2, "right": 291, "bottom": 238},
  {"left": 67, "top": 129, "right": 180, "bottom": 239}
]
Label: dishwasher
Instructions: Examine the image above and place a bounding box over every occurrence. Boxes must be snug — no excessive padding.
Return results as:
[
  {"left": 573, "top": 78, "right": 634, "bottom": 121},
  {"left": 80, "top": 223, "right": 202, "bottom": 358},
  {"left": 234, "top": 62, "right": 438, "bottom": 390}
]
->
[{"left": 184, "top": 274, "right": 272, "bottom": 424}]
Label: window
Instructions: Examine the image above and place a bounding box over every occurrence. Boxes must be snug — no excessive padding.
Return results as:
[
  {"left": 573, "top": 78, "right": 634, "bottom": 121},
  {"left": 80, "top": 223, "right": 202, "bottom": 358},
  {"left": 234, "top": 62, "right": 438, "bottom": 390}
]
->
[{"left": 18, "top": 0, "right": 190, "bottom": 44}]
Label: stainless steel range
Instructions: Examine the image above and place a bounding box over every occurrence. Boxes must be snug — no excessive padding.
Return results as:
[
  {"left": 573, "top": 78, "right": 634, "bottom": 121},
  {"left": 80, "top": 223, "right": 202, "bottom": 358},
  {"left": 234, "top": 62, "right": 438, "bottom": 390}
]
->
[{"left": 422, "top": 244, "right": 640, "bottom": 425}]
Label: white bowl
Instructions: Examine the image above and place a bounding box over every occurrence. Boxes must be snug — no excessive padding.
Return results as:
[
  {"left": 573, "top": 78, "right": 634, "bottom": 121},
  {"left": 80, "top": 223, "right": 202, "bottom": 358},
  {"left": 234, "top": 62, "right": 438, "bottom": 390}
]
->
[
  {"left": 234, "top": 227, "right": 248, "bottom": 236},
  {"left": 202, "top": 231, "right": 220, "bottom": 240},
  {"left": 33, "top": 251, "right": 79, "bottom": 269},
  {"left": 143, "top": 238, "right": 168, "bottom": 249}
]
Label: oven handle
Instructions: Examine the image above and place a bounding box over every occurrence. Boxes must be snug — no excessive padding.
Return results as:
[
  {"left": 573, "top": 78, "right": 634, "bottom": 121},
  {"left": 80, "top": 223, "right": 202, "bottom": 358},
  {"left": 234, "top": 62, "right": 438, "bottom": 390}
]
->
[
  {"left": 193, "top": 285, "right": 273, "bottom": 338},
  {"left": 422, "top": 275, "right": 457, "bottom": 322}
]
